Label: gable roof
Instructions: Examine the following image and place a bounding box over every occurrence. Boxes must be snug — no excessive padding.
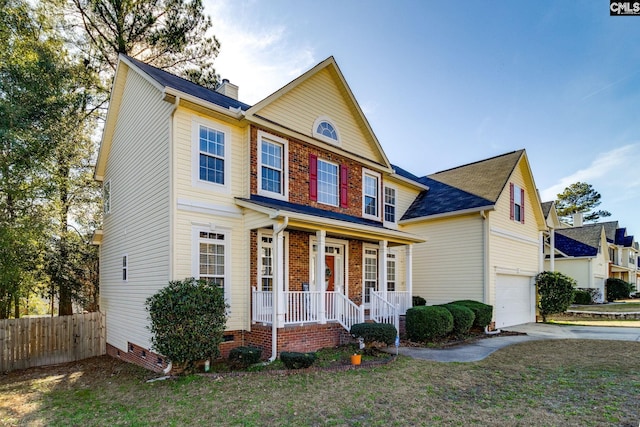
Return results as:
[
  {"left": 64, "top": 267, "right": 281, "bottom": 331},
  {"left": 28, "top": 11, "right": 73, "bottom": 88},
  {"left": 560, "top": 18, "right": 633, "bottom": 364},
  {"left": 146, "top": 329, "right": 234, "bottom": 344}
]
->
[
  {"left": 554, "top": 224, "right": 604, "bottom": 258},
  {"left": 541, "top": 201, "right": 554, "bottom": 218},
  {"left": 428, "top": 150, "right": 525, "bottom": 203},
  {"left": 246, "top": 56, "right": 392, "bottom": 170},
  {"left": 122, "top": 55, "right": 251, "bottom": 111},
  {"left": 601, "top": 221, "right": 620, "bottom": 243}
]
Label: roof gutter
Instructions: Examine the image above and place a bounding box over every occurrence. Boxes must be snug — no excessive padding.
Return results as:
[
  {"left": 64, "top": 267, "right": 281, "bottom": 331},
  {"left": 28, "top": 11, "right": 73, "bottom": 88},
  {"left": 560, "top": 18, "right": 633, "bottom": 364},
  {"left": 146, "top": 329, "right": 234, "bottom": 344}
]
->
[
  {"left": 399, "top": 205, "right": 495, "bottom": 225},
  {"left": 163, "top": 88, "right": 245, "bottom": 120}
]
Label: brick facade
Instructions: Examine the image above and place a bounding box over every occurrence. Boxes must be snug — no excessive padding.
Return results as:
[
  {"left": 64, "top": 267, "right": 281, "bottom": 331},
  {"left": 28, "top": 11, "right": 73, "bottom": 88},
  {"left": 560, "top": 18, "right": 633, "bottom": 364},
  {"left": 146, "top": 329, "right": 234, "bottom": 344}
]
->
[{"left": 250, "top": 125, "right": 384, "bottom": 219}]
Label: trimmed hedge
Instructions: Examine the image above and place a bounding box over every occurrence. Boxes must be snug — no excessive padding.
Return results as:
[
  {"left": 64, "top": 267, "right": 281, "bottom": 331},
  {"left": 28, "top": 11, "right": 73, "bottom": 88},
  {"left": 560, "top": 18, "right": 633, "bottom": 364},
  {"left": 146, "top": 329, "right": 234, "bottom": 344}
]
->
[
  {"left": 536, "top": 271, "right": 576, "bottom": 321},
  {"left": 405, "top": 305, "right": 453, "bottom": 342},
  {"left": 606, "top": 278, "right": 635, "bottom": 302},
  {"left": 280, "top": 351, "right": 317, "bottom": 369},
  {"left": 573, "top": 289, "right": 592, "bottom": 305},
  {"left": 440, "top": 304, "right": 475, "bottom": 336},
  {"left": 412, "top": 295, "right": 427, "bottom": 306},
  {"left": 350, "top": 323, "right": 397, "bottom": 346},
  {"left": 228, "top": 346, "right": 262, "bottom": 367},
  {"left": 450, "top": 300, "right": 493, "bottom": 329}
]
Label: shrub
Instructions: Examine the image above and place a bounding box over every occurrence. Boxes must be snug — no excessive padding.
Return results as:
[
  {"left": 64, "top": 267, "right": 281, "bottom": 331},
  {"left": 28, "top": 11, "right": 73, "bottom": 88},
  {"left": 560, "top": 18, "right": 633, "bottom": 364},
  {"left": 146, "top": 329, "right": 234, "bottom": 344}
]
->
[
  {"left": 606, "top": 278, "right": 636, "bottom": 302},
  {"left": 536, "top": 271, "right": 576, "bottom": 322},
  {"left": 280, "top": 351, "right": 317, "bottom": 369},
  {"left": 450, "top": 300, "right": 493, "bottom": 329},
  {"left": 350, "top": 323, "right": 397, "bottom": 349},
  {"left": 578, "top": 287, "right": 602, "bottom": 304},
  {"left": 146, "top": 277, "right": 228, "bottom": 374},
  {"left": 572, "top": 289, "right": 592, "bottom": 305},
  {"left": 412, "top": 295, "right": 427, "bottom": 306},
  {"left": 405, "top": 306, "right": 453, "bottom": 342},
  {"left": 440, "top": 304, "right": 475, "bottom": 336},
  {"left": 228, "top": 346, "right": 262, "bottom": 368}
]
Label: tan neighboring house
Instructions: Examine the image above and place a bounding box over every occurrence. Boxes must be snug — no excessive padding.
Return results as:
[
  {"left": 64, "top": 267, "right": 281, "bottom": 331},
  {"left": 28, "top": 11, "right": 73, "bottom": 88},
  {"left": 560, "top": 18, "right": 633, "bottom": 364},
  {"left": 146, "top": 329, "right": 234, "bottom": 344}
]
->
[
  {"left": 93, "top": 55, "right": 427, "bottom": 371},
  {"left": 396, "top": 150, "right": 547, "bottom": 328}
]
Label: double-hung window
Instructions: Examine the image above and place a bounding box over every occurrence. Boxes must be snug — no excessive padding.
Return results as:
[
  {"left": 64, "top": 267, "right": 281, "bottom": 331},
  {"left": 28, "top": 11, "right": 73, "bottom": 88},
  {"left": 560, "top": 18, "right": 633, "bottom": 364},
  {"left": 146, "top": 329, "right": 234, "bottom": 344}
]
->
[
  {"left": 192, "top": 118, "right": 230, "bottom": 191},
  {"left": 198, "top": 231, "right": 226, "bottom": 289},
  {"left": 387, "top": 253, "right": 396, "bottom": 292},
  {"left": 260, "top": 235, "right": 273, "bottom": 292},
  {"left": 317, "top": 159, "right": 339, "bottom": 206},
  {"left": 258, "top": 131, "right": 288, "bottom": 199},
  {"left": 510, "top": 183, "right": 525, "bottom": 223},
  {"left": 364, "top": 248, "right": 378, "bottom": 304},
  {"left": 363, "top": 170, "right": 380, "bottom": 219},
  {"left": 384, "top": 186, "right": 396, "bottom": 223}
]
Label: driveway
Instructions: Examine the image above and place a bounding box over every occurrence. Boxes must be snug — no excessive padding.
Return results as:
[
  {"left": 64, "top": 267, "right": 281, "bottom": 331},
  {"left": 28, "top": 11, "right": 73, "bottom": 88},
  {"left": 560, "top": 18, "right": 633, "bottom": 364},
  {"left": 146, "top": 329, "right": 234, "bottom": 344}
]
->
[{"left": 389, "top": 323, "right": 640, "bottom": 363}]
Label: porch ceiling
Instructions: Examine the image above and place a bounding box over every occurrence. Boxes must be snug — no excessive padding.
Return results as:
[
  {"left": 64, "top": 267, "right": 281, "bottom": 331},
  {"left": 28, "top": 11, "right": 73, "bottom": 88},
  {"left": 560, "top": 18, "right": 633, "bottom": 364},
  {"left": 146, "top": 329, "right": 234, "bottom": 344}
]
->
[{"left": 236, "top": 197, "right": 424, "bottom": 246}]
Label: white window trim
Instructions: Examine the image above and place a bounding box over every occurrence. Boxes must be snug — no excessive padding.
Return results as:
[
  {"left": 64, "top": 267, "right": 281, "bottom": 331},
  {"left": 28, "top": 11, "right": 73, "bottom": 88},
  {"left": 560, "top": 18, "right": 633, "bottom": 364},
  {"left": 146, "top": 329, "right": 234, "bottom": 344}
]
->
[
  {"left": 312, "top": 116, "right": 341, "bottom": 145},
  {"left": 363, "top": 244, "right": 379, "bottom": 306},
  {"left": 122, "top": 254, "right": 128, "bottom": 282},
  {"left": 362, "top": 169, "right": 382, "bottom": 221},
  {"left": 103, "top": 180, "right": 111, "bottom": 215},
  {"left": 192, "top": 225, "right": 231, "bottom": 306},
  {"left": 258, "top": 229, "right": 290, "bottom": 291},
  {"left": 257, "top": 130, "right": 288, "bottom": 200},
  {"left": 191, "top": 116, "right": 232, "bottom": 193},
  {"left": 317, "top": 158, "right": 340, "bottom": 207},
  {"left": 308, "top": 236, "right": 348, "bottom": 294},
  {"left": 383, "top": 184, "right": 398, "bottom": 228}
]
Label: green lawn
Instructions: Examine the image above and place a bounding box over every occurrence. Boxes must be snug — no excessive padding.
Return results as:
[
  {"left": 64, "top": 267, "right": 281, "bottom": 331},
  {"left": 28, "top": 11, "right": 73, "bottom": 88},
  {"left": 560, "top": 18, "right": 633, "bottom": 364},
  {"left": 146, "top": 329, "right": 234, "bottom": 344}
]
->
[
  {"left": 2, "top": 340, "right": 639, "bottom": 426},
  {"left": 570, "top": 301, "right": 640, "bottom": 312}
]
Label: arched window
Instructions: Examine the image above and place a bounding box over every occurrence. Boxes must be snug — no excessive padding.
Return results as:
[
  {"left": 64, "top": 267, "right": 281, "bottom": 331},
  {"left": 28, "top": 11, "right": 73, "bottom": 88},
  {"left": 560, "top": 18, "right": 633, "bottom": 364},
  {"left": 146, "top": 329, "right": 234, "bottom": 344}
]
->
[{"left": 313, "top": 117, "right": 340, "bottom": 144}]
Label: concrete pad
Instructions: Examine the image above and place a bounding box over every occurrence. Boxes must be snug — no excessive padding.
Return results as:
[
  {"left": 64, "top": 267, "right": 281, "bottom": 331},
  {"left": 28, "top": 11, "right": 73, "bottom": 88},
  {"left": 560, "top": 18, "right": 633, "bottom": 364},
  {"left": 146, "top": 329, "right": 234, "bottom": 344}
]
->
[{"left": 386, "top": 323, "right": 640, "bottom": 363}]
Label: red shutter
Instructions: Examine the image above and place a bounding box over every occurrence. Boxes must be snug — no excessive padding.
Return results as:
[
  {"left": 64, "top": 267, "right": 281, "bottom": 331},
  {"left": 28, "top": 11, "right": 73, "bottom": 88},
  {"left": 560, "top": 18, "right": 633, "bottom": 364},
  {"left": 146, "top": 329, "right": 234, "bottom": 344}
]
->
[
  {"left": 309, "top": 153, "right": 317, "bottom": 201},
  {"left": 520, "top": 187, "right": 525, "bottom": 224},
  {"left": 509, "top": 183, "right": 514, "bottom": 220},
  {"left": 340, "top": 164, "right": 348, "bottom": 208}
]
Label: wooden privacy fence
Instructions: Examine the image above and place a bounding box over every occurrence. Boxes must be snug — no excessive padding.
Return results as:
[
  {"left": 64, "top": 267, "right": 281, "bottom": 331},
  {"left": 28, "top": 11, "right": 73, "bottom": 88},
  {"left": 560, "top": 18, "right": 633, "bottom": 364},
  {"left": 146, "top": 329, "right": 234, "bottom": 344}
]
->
[{"left": 0, "top": 312, "right": 106, "bottom": 372}]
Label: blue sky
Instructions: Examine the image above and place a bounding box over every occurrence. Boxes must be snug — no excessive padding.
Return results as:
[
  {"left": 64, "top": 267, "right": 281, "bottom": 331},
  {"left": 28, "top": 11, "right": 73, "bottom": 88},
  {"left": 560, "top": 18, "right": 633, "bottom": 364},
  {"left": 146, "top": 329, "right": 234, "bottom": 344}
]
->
[{"left": 205, "top": 0, "right": 640, "bottom": 233}]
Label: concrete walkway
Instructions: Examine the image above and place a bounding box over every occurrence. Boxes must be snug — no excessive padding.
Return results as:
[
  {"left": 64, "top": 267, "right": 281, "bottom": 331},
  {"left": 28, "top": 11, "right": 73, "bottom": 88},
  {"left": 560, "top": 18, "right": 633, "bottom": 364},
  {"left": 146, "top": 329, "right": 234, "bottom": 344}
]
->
[{"left": 386, "top": 323, "right": 640, "bottom": 363}]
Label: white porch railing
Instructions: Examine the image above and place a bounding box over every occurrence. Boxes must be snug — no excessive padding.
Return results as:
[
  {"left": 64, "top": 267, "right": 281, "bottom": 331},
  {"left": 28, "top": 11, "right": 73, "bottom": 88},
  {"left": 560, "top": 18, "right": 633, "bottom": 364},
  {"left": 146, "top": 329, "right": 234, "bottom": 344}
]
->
[
  {"left": 387, "top": 291, "right": 411, "bottom": 315},
  {"left": 334, "top": 292, "right": 365, "bottom": 332},
  {"left": 370, "top": 290, "right": 400, "bottom": 335},
  {"left": 252, "top": 288, "right": 364, "bottom": 330}
]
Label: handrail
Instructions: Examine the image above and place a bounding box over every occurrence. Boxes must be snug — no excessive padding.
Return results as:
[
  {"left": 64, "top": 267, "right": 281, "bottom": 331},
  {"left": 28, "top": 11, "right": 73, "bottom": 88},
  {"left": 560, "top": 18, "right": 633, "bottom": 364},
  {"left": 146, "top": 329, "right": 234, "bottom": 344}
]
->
[
  {"left": 371, "top": 290, "right": 400, "bottom": 334},
  {"left": 334, "top": 292, "right": 364, "bottom": 332}
]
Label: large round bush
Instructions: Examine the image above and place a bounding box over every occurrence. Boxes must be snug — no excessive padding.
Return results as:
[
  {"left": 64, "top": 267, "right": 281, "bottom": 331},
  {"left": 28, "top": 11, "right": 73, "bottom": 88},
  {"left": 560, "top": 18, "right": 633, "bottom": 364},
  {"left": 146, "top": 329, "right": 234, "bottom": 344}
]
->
[
  {"left": 146, "top": 277, "right": 228, "bottom": 374},
  {"left": 440, "top": 303, "right": 475, "bottom": 336},
  {"left": 606, "top": 278, "right": 635, "bottom": 302},
  {"left": 405, "top": 306, "right": 453, "bottom": 342},
  {"left": 536, "top": 271, "right": 576, "bottom": 322},
  {"left": 451, "top": 300, "right": 493, "bottom": 329}
]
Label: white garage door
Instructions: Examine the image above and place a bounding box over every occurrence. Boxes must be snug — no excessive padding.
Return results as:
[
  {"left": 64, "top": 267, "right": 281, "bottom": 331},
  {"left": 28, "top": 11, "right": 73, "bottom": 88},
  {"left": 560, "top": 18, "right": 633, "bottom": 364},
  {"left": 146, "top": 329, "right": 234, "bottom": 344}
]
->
[{"left": 495, "top": 275, "right": 534, "bottom": 328}]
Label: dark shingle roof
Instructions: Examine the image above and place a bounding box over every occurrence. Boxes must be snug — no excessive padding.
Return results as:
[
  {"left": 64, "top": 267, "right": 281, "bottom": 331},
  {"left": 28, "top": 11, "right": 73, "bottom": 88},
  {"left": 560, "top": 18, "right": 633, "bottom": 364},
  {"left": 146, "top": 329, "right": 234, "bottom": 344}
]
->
[
  {"left": 238, "top": 195, "right": 390, "bottom": 229},
  {"left": 541, "top": 201, "right": 554, "bottom": 218},
  {"left": 601, "top": 221, "right": 619, "bottom": 243},
  {"left": 428, "top": 150, "right": 524, "bottom": 202},
  {"left": 554, "top": 224, "right": 603, "bottom": 257},
  {"left": 401, "top": 176, "right": 493, "bottom": 220},
  {"left": 123, "top": 55, "right": 251, "bottom": 111}
]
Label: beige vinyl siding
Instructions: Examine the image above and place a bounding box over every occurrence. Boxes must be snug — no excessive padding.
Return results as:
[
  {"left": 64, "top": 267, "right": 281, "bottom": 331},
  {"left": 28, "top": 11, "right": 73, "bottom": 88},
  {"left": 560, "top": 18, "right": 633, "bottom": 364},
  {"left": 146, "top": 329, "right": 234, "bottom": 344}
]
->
[
  {"left": 552, "top": 258, "right": 591, "bottom": 287},
  {"left": 172, "top": 212, "right": 248, "bottom": 331},
  {"left": 173, "top": 107, "right": 248, "bottom": 204},
  {"left": 486, "top": 161, "right": 542, "bottom": 307},
  {"left": 100, "top": 68, "right": 173, "bottom": 352},
  {"left": 395, "top": 185, "right": 422, "bottom": 223},
  {"left": 256, "top": 68, "right": 384, "bottom": 164},
  {"left": 407, "top": 214, "right": 484, "bottom": 305}
]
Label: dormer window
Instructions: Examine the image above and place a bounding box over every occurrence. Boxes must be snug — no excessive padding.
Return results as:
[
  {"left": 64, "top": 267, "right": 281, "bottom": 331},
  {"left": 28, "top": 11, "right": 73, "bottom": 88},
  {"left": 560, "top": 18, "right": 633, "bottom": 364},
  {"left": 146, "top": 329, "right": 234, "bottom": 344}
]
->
[{"left": 313, "top": 117, "right": 340, "bottom": 144}]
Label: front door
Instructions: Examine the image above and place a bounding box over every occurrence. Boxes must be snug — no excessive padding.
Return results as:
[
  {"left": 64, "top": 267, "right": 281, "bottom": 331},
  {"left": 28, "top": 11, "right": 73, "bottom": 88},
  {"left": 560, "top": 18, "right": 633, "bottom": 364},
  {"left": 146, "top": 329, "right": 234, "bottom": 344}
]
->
[{"left": 325, "top": 255, "right": 335, "bottom": 292}]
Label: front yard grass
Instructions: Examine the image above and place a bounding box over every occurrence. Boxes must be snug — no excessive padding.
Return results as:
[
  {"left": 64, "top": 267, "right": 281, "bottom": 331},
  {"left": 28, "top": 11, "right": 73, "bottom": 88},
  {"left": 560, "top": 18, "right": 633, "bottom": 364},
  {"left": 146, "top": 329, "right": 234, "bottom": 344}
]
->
[
  {"left": 2, "top": 339, "right": 639, "bottom": 426},
  {"left": 569, "top": 301, "right": 640, "bottom": 312}
]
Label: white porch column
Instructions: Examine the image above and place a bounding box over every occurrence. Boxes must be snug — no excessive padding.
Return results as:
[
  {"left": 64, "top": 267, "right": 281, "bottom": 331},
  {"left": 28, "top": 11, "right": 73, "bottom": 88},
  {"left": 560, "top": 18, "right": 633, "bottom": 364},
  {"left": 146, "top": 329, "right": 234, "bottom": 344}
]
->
[
  {"left": 379, "top": 240, "right": 388, "bottom": 299},
  {"left": 539, "top": 232, "right": 544, "bottom": 273},
  {"left": 405, "top": 244, "right": 413, "bottom": 309},
  {"left": 274, "top": 228, "right": 286, "bottom": 327},
  {"left": 316, "top": 230, "right": 326, "bottom": 324},
  {"left": 550, "top": 228, "right": 555, "bottom": 271}
]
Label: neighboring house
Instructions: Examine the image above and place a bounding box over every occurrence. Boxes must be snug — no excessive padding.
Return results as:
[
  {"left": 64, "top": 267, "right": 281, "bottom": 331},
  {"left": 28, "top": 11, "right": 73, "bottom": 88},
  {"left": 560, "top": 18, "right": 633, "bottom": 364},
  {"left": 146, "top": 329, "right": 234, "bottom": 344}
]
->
[
  {"left": 396, "top": 150, "right": 547, "bottom": 329},
  {"left": 603, "top": 222, "right": 639, "bottom": 288},
  {"left": 93, "top": 55, "right": 427, "bottom": 370},
  {"left": 546, "top": 223, "right": 609, "bottom": 302},
  {"left": 540, "top": 201, "right": 561, "bottom": 272}
]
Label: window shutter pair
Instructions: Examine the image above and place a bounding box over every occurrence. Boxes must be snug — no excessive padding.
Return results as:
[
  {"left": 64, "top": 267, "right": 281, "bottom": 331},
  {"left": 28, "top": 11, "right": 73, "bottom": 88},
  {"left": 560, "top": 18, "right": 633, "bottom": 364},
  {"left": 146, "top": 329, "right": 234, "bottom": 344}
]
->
[{"left": 309, "top": 153, "right": 348, "bottom": 208}]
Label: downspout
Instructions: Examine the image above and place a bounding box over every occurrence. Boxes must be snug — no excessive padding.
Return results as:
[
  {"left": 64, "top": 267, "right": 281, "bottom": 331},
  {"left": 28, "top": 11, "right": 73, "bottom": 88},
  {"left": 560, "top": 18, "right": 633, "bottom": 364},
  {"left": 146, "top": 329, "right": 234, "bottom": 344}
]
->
[
  {"left": 480, "top": 210, "right": 501, "bottom": 334},
  {"left": 269, "top": 216, "right": 289, "bottom": 362}
]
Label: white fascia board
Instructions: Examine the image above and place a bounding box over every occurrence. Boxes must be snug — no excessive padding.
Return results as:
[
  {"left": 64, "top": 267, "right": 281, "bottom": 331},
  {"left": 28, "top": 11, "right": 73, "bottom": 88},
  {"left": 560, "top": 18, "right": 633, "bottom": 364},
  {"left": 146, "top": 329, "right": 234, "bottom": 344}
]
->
[
  {"left": 389, "top": 172, "right": 429, "bottom": 191},
  {"left": 164, "top": 88, "right": 245, "bottom": 120},
  {"left": 399, "top": 205, "right": 495, "bottom": 224}
]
